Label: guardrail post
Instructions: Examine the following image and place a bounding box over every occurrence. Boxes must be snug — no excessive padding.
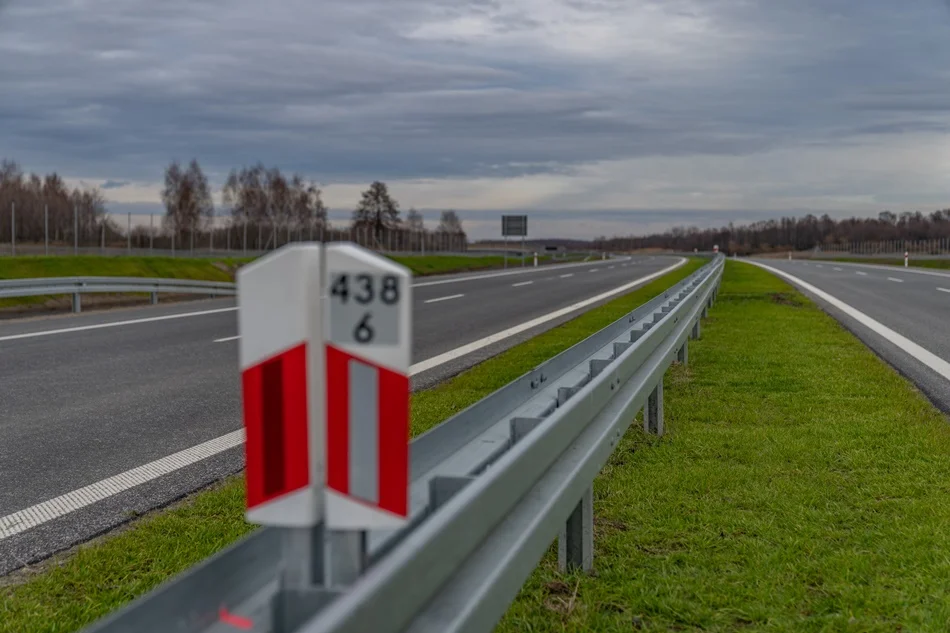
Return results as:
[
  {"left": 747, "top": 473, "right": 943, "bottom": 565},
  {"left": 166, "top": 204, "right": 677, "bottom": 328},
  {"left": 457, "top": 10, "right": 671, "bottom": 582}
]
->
[
  {"left": 150, "top": 292, "right": 159, "bottom": 305},
  {"left": 71, "top": 293, "right": 81, "bottom": 313},
  {"left": 677, "top": 341, "right": 688, "bottom": 366},
  {"left": 691, "top": 319, "right": 701, "bottom": 340},
  {"left": 558, "top": 486, "right": 593, "bottom": 573},
  {"left": 326, "top": 531, "right": 367, "bottom": 587},
  {"left": 273, "top": 526, "right": 330, "bottom": 631},
  {"left": 645, "top": 381, "right": 664, "bottom": 435}
]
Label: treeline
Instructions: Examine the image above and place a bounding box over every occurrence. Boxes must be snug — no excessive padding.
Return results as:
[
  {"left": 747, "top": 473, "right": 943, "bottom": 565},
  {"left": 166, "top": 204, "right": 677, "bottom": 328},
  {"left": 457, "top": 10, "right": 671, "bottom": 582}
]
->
[
  {"left": 593, "top": 210, "right": 950, "bottom": 254},
  {"left": 0, "top": 160, "right": 113, "bottom": 244},
  {"left": 1, "top": 158, "right": 469, "bottom": 249}
]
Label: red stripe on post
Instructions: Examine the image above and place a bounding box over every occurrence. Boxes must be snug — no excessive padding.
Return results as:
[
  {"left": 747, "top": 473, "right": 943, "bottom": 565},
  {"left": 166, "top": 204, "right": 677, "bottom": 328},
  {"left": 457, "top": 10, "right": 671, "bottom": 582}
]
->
[
  {"left": 242, "top": 343, "right": 310, "bottom": 511},
  {"left": 377, "top": 369, "right": 409, "bottom": 517},
  {"left": 325, "top": 344, "right": 350, "bottom": 495}
]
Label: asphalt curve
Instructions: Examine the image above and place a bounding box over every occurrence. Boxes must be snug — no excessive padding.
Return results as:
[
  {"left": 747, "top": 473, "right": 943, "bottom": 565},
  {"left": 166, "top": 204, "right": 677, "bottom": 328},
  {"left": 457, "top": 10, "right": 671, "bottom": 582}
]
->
[
  {"left": 0, "top": 256, "right": 680, "bottom": 572},
  {"left": 752, "top": 258, "right": 950, "bottom": 414}
]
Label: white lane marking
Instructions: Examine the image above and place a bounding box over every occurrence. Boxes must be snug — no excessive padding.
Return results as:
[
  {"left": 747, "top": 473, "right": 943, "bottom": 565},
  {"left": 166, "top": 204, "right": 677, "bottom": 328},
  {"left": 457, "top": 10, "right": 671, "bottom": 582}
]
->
[
  {"left": 588, "top": 269, "right": 598, "bottom": 273},
  {"left": 0, "top": 307, "right": 238, "bottom": 343},
  {"left": 608, "top": 266, "right": 615, "bottom": 270},
  {"left": 424, "top": 293, "right": 465, "bottom": 304},
  {"left": 856, "top": 271, "right": 868, "bottom": 276},
  {"left": 833, "top": 267, "right": 843, "bottom": 271},
  {"left": 938, "top": 288, "right": 950, "bottom": 294},
  {"left": 0, "top": 431, "right": 245, "bottom": 540},
  {"left": 411, "top": 257, "right": 633, "bottom": 288},
  {"left": 214, "top": 335, "right": 241, "bottom": 343},
  {"left": 887, "top": 277, "right": 904, "bottom": 283},
  {"left": 0, "top": 258, "right": 687, "bottom": 538},
  {"left": 560, "top": 273, "right": 574, "bottom": 278},
  {"left": 749, "top": 261, "right": 950, "bottom": 382},
  {"left": 816, "top": 264, "right": 823, "bottom": 268},
  {"left": 823, "top": 260, "right": 950, "bottom": 280},
  {"left": 511, "top": 281, "right": 533, "bottom": 287}
]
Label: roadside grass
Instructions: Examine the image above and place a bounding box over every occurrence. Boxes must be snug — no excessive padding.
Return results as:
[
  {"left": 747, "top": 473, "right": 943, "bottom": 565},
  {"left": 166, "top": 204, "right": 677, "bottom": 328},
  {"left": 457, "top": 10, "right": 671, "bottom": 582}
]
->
[
  {"left": 0, "top": 259, "right": 704, "bottom": 633},
  {"left": 497, "top": 261, "right": 950, "bottom": 632},
  {"left": 830, "top": 256, "right": 950, "bottom": 270},
  {"left": 0, "top": 253, "right": 549, "bottom": 311}
]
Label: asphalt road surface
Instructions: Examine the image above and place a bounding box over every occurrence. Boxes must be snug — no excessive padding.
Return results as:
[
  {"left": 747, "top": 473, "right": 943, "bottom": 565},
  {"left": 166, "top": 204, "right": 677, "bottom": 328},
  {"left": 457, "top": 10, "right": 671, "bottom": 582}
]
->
[
  {"left": 0, "top": 255, "right": 682, "bottom": 572},
  {"left": 752, "top": 258, "right": 950, "bottom": 414}
]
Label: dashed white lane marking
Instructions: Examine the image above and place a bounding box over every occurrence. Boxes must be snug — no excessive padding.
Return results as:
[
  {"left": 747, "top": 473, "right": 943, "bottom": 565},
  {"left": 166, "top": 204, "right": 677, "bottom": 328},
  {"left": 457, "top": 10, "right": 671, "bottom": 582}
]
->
[
  {"left": 214, "top": 335, "right": 241, "bottom": 343},
  {"left": 887, "top": 277, "right": 904, "bottom": 283},
  {"left": 938, "top": 288, "right": 950, "bottom": 294},
  {"left": 816, "top": 264, "right": 823, "bottom": 268},
  {"left": 512, "top": 281, "right": 533, "bottom": 287},
  {"left": 560, "top": 273, "right": 574, "bottom": 278},
  {"left": 424, "top": 293, "right": 465, "bottom": 304},
  {"left": 750, "top": 260, "right": 950, "bottom": 381},
  {"left": 411, "top": 256, "right": 633, "bottom": 288},
  {"left": 0, "top": 431, "right": 245, "bottom": 540},
  {"left": 1, "top": 258, "right": 688, "bottom": 540},
  {"left": 833, "top": 267, "right": 843, "bottom": 271},
  {"left": 856, "top": 271, "right": 868, "bottom": 276},
  {"left": 588, "top": 269, "right": 598, "bottom": 273},
  {"left": 608, "top": 266, "right": 615, "bottom": 270},
  {"left": 0, "top": 307, "right": 238, "bottom": 343}
]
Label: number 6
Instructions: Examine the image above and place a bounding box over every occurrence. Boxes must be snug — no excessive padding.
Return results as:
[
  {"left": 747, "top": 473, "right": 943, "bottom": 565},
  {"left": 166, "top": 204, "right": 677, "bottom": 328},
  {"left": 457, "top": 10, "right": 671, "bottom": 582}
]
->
[{"left": 354, "top": 313, "right": 374, "bottom": 343}]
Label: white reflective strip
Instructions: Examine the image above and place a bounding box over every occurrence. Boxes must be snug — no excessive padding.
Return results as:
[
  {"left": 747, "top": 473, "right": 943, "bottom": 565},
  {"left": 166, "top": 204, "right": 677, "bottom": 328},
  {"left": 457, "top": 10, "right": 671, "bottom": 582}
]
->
[
  {"left": 349, "top": 360, "right": 378, "bottom": 504},
  {"left": 0, "top": 430, "right": 245, "bottom": 540}
]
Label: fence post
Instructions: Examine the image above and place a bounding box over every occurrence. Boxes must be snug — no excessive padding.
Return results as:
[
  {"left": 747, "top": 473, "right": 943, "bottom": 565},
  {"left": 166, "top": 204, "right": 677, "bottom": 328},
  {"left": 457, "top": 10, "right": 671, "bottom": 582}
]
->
[
  {"left": 44, "top": 204, "right": 49, "bottom": 255},
  {"left": 558, "top": 486, "right": 594, "bottom": 573},
  {"left": 127, "top": 212, "right": 132, "bottom": 255},
  {"left": 645, "top": 380, "right": 664, "bottom": 435},
  {"left": 11, "top": 202, "right": 15, "bottom": 256},
  {"left": 227, "top": 226, "right": 231, "bottom": 252},
  {"left": 100, "top": 223, "right": 105, "bottom": 254},
  {"left": 210, "top": 216, "right": 215, "bottom": 253},
  {"left": 74, "top": 204, "right": 78, "bottom": 255},
  {"left": 243, "top": 221, "right": 248, "bottom": 256}
]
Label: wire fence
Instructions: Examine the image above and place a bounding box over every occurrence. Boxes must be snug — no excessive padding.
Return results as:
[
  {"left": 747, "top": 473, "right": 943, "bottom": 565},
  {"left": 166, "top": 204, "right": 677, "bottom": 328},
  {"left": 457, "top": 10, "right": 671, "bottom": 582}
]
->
[
  {"left": 0, "top": 209, "right": 469, "bottom": 258},
  {"left": 812, "top": 238, "right": 950, "bottom": 256}
]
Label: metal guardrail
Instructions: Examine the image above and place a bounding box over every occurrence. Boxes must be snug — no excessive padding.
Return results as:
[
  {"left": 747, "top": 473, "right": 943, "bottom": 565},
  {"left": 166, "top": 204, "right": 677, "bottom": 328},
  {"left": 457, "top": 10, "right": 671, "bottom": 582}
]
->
[
  {"left": 81, "top": 255, "right": 724, "bottom": 633},
  {"left": 0, "top": 277, "right": 236, "bottom": 312}
]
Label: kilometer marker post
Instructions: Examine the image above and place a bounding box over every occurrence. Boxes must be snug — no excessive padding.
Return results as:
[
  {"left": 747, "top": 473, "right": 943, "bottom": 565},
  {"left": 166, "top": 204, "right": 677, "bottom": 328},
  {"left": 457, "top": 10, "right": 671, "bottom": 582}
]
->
[{"left": 323, "top": 243, "right": 412, "bottom": 585}]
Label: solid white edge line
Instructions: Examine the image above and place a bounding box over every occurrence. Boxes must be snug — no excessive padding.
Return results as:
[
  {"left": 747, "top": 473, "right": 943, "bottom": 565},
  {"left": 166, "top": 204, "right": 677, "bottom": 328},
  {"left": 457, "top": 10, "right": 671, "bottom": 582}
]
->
[
  {"left": 0, "top": 430, "right": 246, "bottom": 540},
  {"left": 0, "top": 257, "right": 688, "bottom": 539},
  {"left": 938, "top": 288, "right": 950, "bottom": 293},
  {"left": 748, "top": 260, "right": 950, "bottom": 383},
  {"left": 511, "top": 281, "right": 533, "bottom": 287},
  {"left": 0, "top": 307, "right": 238, "bottom": 343},
  {"left": 424, "top": 293, "right": 465, "bottom": 304},
  {"left": 214, "top": 335, "right": 241, "bottom": 343}
]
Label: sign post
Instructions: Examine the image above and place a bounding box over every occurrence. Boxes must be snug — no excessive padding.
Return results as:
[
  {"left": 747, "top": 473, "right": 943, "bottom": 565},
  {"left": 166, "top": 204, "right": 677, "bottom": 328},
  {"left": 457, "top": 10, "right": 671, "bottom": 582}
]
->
[
  {"left": 323, "top": 243, "right": 412, "bottom": 585},
  {"left": 237, "top": 243, "right": 327, "bottom": 630},
  {"left": 502, "top": 215, "right": 527, "bottom": 270}
]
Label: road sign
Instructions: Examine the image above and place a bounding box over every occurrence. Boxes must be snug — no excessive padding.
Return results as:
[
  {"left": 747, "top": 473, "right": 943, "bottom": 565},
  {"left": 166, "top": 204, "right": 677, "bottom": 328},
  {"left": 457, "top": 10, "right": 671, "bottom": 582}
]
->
[
  {"left": 324, "top": 243, "right": 412, "bottom": 529},
  {"left": 502, "top": 215, "right": 527, "bottom": 237},
  {"left": 238, "top": 245, "right": 326, "bottom": 526}
]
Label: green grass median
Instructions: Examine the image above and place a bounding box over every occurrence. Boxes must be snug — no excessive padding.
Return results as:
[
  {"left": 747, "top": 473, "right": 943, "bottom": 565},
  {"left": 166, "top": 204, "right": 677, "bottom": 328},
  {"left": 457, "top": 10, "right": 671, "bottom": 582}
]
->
[
  {"left": 498, "top": 261, "right": 950, "bottom": 632},
  {"left": 0, "top": 259, "right": 703, "bottom": 633}
]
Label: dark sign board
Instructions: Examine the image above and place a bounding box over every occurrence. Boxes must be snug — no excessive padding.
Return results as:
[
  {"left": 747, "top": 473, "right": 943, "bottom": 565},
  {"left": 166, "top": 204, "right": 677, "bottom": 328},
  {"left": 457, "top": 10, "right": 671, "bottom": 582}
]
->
[{"left": 502, "top": 215, "right": 527, "bottom": 237}]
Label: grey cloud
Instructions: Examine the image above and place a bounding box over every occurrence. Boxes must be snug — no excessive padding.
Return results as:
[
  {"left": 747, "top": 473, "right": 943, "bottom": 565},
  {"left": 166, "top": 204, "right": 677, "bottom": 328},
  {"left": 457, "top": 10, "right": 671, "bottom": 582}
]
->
[
  {"left": 101, "top": 179, "right": 130, "bottom": 189},
  {"left": 1, "top": 0, "right": 949, "bottom": 208}
]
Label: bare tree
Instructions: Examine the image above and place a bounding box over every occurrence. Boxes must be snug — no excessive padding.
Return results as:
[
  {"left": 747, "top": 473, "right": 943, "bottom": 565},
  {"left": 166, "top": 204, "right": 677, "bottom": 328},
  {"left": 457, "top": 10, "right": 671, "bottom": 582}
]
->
[
  {"left": 161, "top": 159, "right": 213, "bottom": 243},
  {"left": 290, "top": 174, "right": 327, "bottom": 235},
  {"left": 406, "top": 208, "right": 424, "bottom": 231},
  {"left": 352, "top": 181, "right": 399, "bottom": 243},
  {"left": 438, "top": 210, "right": 464, "bottom": 234}
]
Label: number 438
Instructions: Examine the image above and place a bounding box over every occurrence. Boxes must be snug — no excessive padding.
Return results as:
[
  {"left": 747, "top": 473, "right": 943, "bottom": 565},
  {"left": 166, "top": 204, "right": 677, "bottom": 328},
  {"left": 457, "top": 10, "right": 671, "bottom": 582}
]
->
[{"left": 330, "top": 273, "right": 400, "bottom": 344}]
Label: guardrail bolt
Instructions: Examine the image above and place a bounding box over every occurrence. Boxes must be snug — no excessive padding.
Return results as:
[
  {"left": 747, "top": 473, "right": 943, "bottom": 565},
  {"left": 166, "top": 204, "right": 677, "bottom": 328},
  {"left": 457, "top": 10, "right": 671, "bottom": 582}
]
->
[
  {"left": 558, "top": 486, "right": 594, "bottom": 573},
  {"left": 645, "top": 381, "right": 664, "bottom": 436}
]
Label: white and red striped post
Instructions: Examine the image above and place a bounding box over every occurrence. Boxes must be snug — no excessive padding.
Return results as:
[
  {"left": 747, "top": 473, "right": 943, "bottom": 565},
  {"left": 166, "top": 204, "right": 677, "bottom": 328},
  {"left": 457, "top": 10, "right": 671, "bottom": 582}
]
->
[{"left": 323, "top": 243, "right": 412, "bottom": 584}]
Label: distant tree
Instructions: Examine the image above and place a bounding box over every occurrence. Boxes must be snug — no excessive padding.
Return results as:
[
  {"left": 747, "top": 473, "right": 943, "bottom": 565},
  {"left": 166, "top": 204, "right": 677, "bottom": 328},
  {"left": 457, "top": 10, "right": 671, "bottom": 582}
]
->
[
  {"left": 406, "top": 207, "right": 424, "bottom": 231},
  {"left": 352, "top": 181, "right": 399, "bottom": 243},
  {"left": 161, "top": 159, "right": 213, "bottom": 242},
  {"left": 438, "top": 210, "right": 464, "bottom": 234},
  {"left": 290, "top": 174, "right": 327, "bottom": 234}
]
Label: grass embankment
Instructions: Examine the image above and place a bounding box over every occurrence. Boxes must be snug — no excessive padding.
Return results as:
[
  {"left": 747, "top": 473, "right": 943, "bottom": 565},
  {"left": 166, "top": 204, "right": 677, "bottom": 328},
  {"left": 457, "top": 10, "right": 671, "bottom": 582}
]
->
[
  {"left": 0, "top": 253, "right": 553, "bottom": 312},
  {"left": 498, "top": 261, "right": 950, "bottom": 632},
  {"left": 830, "top": 257, "right": 950, "bottom": 270},
  {"left": 0, "top": 260, "right": 704, "bottom": 632}
]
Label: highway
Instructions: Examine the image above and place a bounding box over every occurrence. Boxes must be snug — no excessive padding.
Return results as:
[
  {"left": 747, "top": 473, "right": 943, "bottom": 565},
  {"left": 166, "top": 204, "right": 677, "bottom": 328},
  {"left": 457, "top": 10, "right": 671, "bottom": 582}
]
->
[
  {"left": 751, "top": 259, "right": 950, "bottom": 414},
  {"left": 0, "top": 255, "right": 682, "bottom": 573}
]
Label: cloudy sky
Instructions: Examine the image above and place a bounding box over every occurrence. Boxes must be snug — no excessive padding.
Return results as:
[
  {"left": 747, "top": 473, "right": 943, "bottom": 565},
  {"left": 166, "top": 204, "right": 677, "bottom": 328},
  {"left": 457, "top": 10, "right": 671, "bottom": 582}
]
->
[{"left": 2, "top": 0, "right": 949, "bottom": 238}]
